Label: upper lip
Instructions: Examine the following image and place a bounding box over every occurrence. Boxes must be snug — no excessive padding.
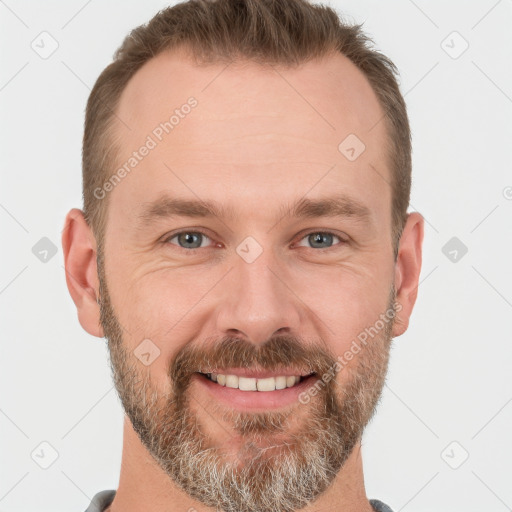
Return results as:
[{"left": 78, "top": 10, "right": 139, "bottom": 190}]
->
[{"left": 199, "top": 368, "right": 315, "bottom": 379}]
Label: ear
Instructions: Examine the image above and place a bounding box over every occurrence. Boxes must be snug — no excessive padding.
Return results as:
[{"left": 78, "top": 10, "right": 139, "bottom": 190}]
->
[
  {"left": 392, "top": 212, "right": 424, "bottom": 337},
  {"left": 61, "top": 208, "right": 104, "bottom": 338}
]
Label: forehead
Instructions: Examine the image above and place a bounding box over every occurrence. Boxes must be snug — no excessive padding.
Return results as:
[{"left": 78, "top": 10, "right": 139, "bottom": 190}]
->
[
  {"left": 108, "top": 48, "right": 391, "bottom": 232},
  {"left": 116, "top": 48, "right": 387, "bottom": 143}
]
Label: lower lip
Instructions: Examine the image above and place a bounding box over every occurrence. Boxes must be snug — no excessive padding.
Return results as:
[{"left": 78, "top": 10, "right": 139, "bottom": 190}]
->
[{"left": 192, "top": 373, "right": 319, "bottom": 411}]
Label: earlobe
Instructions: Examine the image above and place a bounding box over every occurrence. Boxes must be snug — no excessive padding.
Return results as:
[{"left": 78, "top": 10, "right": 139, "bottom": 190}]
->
[
  {"left": 392, "top": 212, "right": 424, "bottom": 338},
  {"left": 61, "top": 208, "right": 104, "bottom": 338}
]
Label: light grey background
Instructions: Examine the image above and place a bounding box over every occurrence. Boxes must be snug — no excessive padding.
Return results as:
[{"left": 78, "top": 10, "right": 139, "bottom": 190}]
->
[{"left": 1, "top": 1, "right": 511, "bottom": 511}]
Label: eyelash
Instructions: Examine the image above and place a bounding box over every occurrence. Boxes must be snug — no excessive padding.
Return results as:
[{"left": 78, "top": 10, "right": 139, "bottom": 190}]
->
[{"left": 163, "top": 229, "right": 348, "bottom": 252}]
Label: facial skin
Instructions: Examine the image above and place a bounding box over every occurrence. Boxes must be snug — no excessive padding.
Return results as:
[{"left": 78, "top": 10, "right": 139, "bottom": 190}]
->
[{"left": 63, "top": 48, "right": 424, "bottom": 512}]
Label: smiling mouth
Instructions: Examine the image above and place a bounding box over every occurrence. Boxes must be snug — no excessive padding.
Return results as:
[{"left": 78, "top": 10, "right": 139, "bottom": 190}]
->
[{"left": 198, "top": 372, "right": 316, "bottom": 392}]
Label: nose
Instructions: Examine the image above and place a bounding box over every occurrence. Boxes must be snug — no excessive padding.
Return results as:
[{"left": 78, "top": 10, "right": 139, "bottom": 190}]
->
[{"left": 215, "top": 246, "right": 302, "bottom": 346}]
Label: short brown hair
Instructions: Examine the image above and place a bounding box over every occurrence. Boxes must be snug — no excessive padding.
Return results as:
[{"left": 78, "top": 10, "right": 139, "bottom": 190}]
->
[{"left": 83, "top": 0, "right": 411, "bottom": 259}]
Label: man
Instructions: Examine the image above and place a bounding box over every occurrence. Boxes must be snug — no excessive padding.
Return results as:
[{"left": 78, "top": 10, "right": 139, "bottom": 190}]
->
[{"left": 62, "top": 0, "right": 424, "bottom": 511}]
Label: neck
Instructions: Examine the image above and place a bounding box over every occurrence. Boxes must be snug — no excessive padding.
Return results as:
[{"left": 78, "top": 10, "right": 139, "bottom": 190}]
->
[{"left": 106, "top": 416, "right": 374, "bottom": 512}]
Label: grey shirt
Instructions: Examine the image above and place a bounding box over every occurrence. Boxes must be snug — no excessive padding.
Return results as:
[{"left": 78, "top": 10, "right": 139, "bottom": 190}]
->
[{"left": 84, "top": 489, "right": 395, "bottom": 511}]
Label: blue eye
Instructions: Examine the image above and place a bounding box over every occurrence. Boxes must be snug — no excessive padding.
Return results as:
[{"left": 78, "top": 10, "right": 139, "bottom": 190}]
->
[
  {"left": 166, "top": 230, "right": 213, "bottom": 250},
  {"left": 296, "top": 231, "right": 345, "bottom": 250},
  {"left": 164, "top": 230, "right": 346, "bottom": 251}
]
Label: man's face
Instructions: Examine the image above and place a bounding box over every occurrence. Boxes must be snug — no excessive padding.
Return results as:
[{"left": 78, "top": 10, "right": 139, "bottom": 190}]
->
[{"left": 98, "top": 49, "right": 398, "bottom": 512}]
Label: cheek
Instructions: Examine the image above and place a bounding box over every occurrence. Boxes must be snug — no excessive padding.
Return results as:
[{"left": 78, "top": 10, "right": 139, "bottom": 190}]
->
[
  {"left": 109, "top": 252, "right": 391, "bottom": 368},
  {"left": 289, "top": 266, "right": 391, "bottom": 356},
  {"left": 110, "top": 263, "right": 202, "bottom": 327},
  {"left": 294, "top": 261, "right": 388, "bottom": 314},
  {"left": 110, "top": 268, "right": 221, "bottom": 370}
]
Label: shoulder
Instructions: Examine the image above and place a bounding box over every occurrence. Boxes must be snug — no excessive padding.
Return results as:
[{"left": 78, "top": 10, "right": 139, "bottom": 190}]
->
[
  {"left": 369, "top": 498, "right": 395, "bottom": 512},
  {"left": 84, "top": 490, "right": 116, "bottom": 512}
]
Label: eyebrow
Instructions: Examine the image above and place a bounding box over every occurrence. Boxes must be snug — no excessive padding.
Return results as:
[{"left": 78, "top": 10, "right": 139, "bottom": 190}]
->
[{"left": 136, "top": 194, "right": 374, "bottom": 229}]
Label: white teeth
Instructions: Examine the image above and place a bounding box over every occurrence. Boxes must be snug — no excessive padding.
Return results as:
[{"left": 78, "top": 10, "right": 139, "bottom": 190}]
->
[
  {"left": 205, "top": 373, "right": 303, "bottom": 391},
  {"left": 239, "top": 376, "right": 257, "bottom": 391},
  {"left": 256, "top": 377, "right": 276, "bottom": 392},
  {"left": 286, "top": 376, "right": 297, "bottom": 388},
  {"left": 225, "top": 375, "right": 238, "bottom": 388},
  {"left": 275, "top": 376, "right": 287, "bottom": 390}
]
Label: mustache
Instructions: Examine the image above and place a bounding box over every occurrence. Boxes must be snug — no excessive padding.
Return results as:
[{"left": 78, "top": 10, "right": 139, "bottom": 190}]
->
[{"left": 170, "top": 334, "right": 337, "bottom": 394}]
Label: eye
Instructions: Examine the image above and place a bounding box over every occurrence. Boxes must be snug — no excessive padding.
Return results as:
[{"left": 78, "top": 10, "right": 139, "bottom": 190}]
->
[
  {"left": 165, "top": 230, "right": 214, "bottom": 250},
  {"left": 295, "top": 231, "right": 346, "bottom": 250},
  {"left": 163, "top": 229, "right": 347, "bottom": 252}
]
